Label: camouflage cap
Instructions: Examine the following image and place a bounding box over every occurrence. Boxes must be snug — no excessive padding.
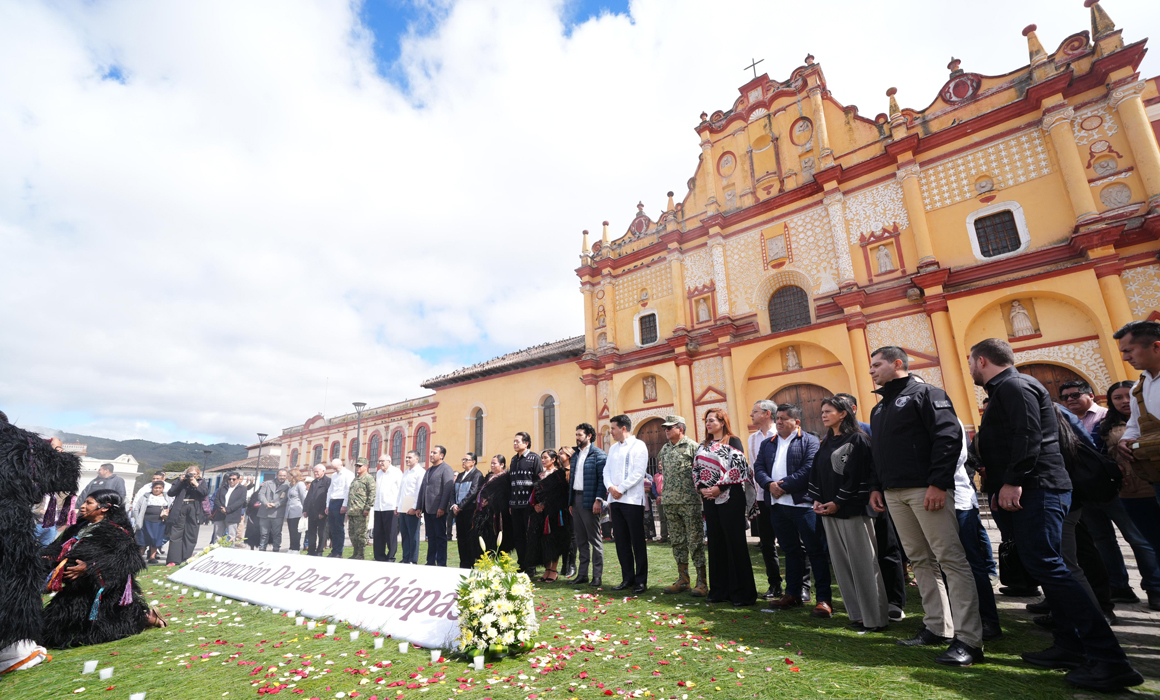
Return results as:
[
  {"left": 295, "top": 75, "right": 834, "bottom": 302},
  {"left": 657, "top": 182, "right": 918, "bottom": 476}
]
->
[
  {"left": 661, "top": 415, "right": 685, "bottom": 427},
  {"left": 355, "top": 458, "right": 369, "bottom": 466}
]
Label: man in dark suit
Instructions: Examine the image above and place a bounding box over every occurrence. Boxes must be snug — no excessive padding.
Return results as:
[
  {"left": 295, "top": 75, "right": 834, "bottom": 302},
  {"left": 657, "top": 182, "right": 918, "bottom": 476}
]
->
[
  {"left": 418, "top": 445, "right": 455, "bottom": 566},
  {"left": 569, "top": 423, "right": 607, "bottom": 587},
  {"left": 211, "top": 472, "right": 248, "bottom": 542},
  {"left": 303, "top": 464, "right": 331, "bottom": 556}
]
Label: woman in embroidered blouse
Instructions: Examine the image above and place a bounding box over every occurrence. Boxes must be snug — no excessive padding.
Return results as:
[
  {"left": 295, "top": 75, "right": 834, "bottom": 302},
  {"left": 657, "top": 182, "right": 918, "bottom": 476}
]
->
[
  {"left": 132, "top": 481, "right": 171, "bottom": 564},
  {"left": 694, "top": 408, "right": 758, "bottom": 606},
  {"left": 41, "top": 490, "right": 165, "bottom": 648}
]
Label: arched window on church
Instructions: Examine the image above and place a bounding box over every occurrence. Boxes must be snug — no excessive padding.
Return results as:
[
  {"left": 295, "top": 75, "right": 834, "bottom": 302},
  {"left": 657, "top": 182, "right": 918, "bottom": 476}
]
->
[
  {"left": 390, "top": 430, "right": 404, "bottom": 466},
  {"left": 542, "top": 396, "right": 556, "bottom": 450},
  {"left": 330, "top": 441, "right": 340, "bottom": 462},
  {"left": 414, "top": 425, "right": 429, "bottom": 466},
  {"left": 368, "top": 433, "right": 381, "bottom": 465},
  {"left": 349, "top": 437, "right": 360, "bottom": 462},
  {"left": 312, "top": 445, "right": 323, "bottom": 465},
  {"left": 768, "top": 286, "right": 811, "bottom": 333},
  {"left": 290, "top": 449, "right": 299, "bottom": 468},
  {"left": 473, "top": 408, "right": 484, "bottom": 457}
]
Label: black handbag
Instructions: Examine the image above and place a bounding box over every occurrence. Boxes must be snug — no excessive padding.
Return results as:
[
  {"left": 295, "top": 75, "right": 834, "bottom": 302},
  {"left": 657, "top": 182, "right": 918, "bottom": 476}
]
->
[
  {"left": 998, "top": 540, "right": 1037, "bottom": 590},
  {"left": 1065, "top": 440, "right": 1123, "bottom": 503}
]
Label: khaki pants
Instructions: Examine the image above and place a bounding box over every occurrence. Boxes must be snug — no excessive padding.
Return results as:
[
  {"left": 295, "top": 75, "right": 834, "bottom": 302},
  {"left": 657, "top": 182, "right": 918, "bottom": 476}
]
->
[{"left": 885, "top": 487, "right": 982, "bottom": 647}]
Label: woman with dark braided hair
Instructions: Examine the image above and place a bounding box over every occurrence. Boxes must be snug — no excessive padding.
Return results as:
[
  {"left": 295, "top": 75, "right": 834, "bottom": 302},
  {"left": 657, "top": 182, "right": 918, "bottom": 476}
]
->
[{"left": 40, "top": 489, "right": 166, "bottom": 648}]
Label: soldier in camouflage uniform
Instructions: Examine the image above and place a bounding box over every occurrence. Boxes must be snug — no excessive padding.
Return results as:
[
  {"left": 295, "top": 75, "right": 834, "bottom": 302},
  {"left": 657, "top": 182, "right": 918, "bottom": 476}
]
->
[
  {"left": 346, "top": 458, "right": 376, "bottom": 559},
  {"left": 657, "top": 415, "right": 706, "bottom": 595}
]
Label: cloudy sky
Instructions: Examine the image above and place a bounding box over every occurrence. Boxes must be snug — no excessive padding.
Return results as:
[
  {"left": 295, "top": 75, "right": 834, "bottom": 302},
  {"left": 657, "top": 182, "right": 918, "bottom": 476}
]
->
[{"left": 1, "top": 0, "right": 1156, "bottom": 445}]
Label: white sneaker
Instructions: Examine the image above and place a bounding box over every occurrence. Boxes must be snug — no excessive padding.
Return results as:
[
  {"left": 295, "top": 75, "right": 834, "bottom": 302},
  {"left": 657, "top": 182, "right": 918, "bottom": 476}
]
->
[{"left": 888, "top": 605, "right": 906, "bottom": 621}]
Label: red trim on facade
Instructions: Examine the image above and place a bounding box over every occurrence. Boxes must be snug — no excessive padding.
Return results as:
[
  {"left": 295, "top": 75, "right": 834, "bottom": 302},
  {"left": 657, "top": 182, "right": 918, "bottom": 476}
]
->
[
  {"left": 944, "top": 262, "right": 1097, "bottom": 300},
  {"left": 748, "top": 361, "right": 844, "bottom": 382}
]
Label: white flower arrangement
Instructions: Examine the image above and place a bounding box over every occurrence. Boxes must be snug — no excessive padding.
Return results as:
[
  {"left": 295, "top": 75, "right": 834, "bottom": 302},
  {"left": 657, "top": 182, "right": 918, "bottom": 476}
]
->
[{"left": 456, "top": 538, "right": 538, "bottom": 660}]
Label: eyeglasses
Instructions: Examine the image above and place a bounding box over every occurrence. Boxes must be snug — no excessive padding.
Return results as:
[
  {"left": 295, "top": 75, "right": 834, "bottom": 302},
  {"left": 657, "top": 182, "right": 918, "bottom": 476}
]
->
[{"left": 1060, "top": 392, "right": 1084, "bottom": 401}]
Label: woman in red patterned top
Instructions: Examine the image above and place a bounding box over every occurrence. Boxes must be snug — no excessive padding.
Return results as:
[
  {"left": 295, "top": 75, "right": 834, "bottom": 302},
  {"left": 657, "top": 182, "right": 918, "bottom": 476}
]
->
[{"left": 695, "top": 408, "right": 757, "bottom": 606}]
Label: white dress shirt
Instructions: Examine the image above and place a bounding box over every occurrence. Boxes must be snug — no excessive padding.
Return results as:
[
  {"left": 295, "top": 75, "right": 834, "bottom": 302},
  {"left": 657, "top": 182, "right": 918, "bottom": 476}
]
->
[
  {"left": 573, "top": 444, "right": 591, "bottom": 492},
  {"left": 374, "top": 466, "right": 403, "bottom": 511},
  {"left": 1124, "top": 370, "right": 1160, "bottom": 442},
  {"left": 134, "top": 481, "right": 173, "bottom": 505},
  {"left": 602, "top": 434, "right": 649, "bottom": 506},
  {"left": 326, "top": 468, "right": 353, "bottom": 506},
  {"left": 396, "top": 466, "right": 425, "bottom": 513},
  {"left": 951, "top": 423, "right": 977, "bottom": 511},
  {"left": 748, "top": 427, "right": 776, "bottom": 503},
  {"left": 768, "top": 433, "right": 808, "bottom": 508}
]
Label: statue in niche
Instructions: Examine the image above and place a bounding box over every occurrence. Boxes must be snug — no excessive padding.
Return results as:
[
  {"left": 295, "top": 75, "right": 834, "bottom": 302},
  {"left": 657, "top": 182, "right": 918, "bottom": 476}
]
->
[
  {"left": 596, "top": 314, "right": 606, "bottom": 328},
  {"left": 696, "top": 297, "right": 712, "bottom": 323},
  {"left": 597, "top": 332, "right": 608, "bottom": 348},
  {"left": 784, "top": 345, "right": 802, "bottom": 371},
  {"left": 643, "top": 376, "right": 658, "bottom": 402},
  {"left": 767, "top": 234, "right": 787, "bottom": 262},
  {"left": 640, "top": 288, "right": 649, "bottom": 302},
  {"left": 1009, "top": 300, "right": 1036, "bottom": 337},
  {"left": 876, "top": 244, "right": 894, "bottom": 273}
]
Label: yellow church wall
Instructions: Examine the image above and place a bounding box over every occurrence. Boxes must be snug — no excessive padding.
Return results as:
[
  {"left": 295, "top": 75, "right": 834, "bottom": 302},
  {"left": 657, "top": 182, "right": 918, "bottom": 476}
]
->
[{"left": 431, "top": 360, "right": 586, "bottom": 459}]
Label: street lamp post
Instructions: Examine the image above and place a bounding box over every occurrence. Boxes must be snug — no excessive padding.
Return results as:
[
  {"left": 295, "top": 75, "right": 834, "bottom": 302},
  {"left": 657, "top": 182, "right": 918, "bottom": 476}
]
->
[
  {"left": 201, "top": 449, "right": 212, "bottom": 473},
  {"left": 353, "top": 402, "right": 367, "bottom": 464},
  {"left": 254, "top": 433, "right": 268, "bottom": 484}
]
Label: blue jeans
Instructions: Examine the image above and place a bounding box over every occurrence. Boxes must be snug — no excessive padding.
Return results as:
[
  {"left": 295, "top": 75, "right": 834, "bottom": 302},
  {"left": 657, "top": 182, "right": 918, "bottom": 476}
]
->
[
  {"left": 328, "top": 499, "right": 346, "bottom": 555},
  {"left": 1001, "top": 488, "right": 1127, "bottom": 663},
  {"left": 424, "top": 513, "right": 448, "bottom": 566},
  {"left": 955, "top": 507, "right": 999, "bottom": 626},
  {"left": 399, "top": 513, "right": 421, "bottom": 564},
  {"left": 1084, "top": 497, "right": 1160, "bottom": 592},
  {"left": 769, "top": 504, "right": 831, "bottom": 603}
]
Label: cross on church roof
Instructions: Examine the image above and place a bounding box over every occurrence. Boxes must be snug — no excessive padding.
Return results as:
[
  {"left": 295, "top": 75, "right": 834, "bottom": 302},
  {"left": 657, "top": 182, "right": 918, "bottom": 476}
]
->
[{"left": 744, "top": 57, "right": 764, "bottom": 79}]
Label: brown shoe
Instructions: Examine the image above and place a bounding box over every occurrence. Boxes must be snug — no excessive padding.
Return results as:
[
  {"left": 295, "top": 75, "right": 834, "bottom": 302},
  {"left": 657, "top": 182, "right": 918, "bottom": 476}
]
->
[
  {"left": 768, "top": 595, "right": 803, "bottom": 609},
  {"left": 664, "top": 563, "right": 690, "bottom": 594},
  {"left": 811, "top": 601, "right": 833, "bottom": 618},
  {"left": 689, "top": 565, "right": 709, "bottom": 597}
]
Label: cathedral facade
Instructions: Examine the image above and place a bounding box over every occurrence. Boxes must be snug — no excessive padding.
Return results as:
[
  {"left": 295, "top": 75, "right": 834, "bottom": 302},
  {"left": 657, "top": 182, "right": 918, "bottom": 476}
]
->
[{"left": 282, "top": 2, "right": 1160, "bottom": 468}]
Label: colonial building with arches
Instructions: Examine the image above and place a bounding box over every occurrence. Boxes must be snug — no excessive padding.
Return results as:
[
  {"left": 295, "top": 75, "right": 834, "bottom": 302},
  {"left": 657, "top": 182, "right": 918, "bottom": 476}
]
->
[
  {"left": 282, "top": 3, "right": 1160, "bottom": 475},
  {"left": 277, "top": 396, "right": 437, "bottom": 471}
]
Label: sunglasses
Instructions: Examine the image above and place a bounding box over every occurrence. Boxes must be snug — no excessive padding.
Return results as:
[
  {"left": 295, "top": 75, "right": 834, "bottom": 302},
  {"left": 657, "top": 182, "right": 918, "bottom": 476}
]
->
[{"left": 1060, "top": 392, "right": 1084, "bottom": 401}]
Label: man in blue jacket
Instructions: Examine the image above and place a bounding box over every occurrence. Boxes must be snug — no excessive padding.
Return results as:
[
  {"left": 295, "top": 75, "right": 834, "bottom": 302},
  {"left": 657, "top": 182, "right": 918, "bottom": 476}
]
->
[
  {"left": 569, "top": 423, "right": 607, "bottom": 587},
  {"left": 754, "top": 404, "right": 831, "bottom": 617}
]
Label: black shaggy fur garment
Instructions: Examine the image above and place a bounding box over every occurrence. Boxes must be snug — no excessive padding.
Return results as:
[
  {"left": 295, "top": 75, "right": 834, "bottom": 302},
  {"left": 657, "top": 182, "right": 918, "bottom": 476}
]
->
[
  {"left": 472, "top": 471, "right": 511, "bottom": 555},
  {"left": 40, "top": 517, "right": 150, "bottom": 649},
  {"left": 0, "top": 420, "right": 81, "bottom": 652},
  {"left": 527, "top": 469, "right": 571, "bottom": 566}
]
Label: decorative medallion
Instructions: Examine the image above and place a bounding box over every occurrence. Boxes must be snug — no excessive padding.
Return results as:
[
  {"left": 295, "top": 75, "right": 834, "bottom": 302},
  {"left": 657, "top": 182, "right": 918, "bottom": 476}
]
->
[
  {"left": 748, "top": 88, "right": 763, "bottom": 103},
  {"left": 940, "top": 73, "right": 982, "bottom": 103},
  {"left": 1100, "top": 183, "right": 1132, "bottom": 208},
  {"left": 630, "top": 216, "right": 648, "bottom": 234},
  {"left": 1092, "top": 157, "right": 1118, "bottom": 176},
  {"left": 718, "top": 152, "right": 737, "bottom": 178},
  {"left": 790, "top": 117, "right": 813, "bottom": 146},
  {"left": 1079, "top": 115, "right": 1104, "bottom": 131},
  {"left": 1059, "top": 33, "right": 1089, "bottom": 57}
]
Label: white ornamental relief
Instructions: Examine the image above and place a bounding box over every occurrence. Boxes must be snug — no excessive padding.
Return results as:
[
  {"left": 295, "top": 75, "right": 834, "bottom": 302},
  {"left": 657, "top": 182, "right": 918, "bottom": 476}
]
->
[
  {"left": 724, "top": 230, "right": 764, "bottom": 315},
  {"left": 843, "top": 180, "right": 911, "bottom": 245},
  {"left": 913, "top": 366, "right": 944, "bottom": 390},
  {"left": 1070, "top": 102, "right": 1119, "bottom": 147},
  {"left": 823, "top": 193, "right": 855, "bottom": 284},
  {"left": 918, "top": 130, "right": 1052, "bottom": 211},
  {"left": 781, "top": 205, "right": 840, "bottom": 295},
  {"left": 626, "top": 406, "right": 679, "bottom": 428},
  {"left": 866, "top": 314, "right": 937, "bottom": 355},
  {"left": 682, "top": 248, "right": 714, "bottom": 292},
  {"left": 1014, "top": 340, "right": 1112, "bottom": 393},
  {"left": 614, "top": 262, "right": 673, "bottom": 311},
  {"left": 598, "top": 380, "right": 610, "bottom": 406},
  {"left": 691, "top": 401, "right": 729, "bottom": 441},
  {"left": 711, "top": 244, "right": 730, "bottom": 316},
  {"left": 1123, "top": 264, "right": 1160, "bottom": 320},
  {"left": 692, "top": 356, "right": 726, "bottom": 398}
]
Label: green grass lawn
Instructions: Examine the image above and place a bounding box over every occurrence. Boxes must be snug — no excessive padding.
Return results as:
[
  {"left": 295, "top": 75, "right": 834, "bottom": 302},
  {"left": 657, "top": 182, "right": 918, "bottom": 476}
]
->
[{"left": 6, "top": 541, "right": 1157, "bottom": 699}]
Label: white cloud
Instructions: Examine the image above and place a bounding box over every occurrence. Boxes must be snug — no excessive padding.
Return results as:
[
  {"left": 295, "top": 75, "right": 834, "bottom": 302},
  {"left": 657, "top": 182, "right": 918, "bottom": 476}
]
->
[{"left": 1, "top": 0, "right": 1155, "bottom": 442}]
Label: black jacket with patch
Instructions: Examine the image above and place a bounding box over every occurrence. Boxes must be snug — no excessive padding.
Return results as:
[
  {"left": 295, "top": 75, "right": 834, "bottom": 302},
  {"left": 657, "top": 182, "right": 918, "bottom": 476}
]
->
[{"left": 869, "top": 375, "right": 963, "bottom": 491}]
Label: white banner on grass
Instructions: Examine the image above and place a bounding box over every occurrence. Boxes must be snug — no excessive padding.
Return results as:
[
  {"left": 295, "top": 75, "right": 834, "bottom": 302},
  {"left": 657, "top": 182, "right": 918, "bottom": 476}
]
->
[{"left": 169, "top": 548, "right": 465, "bottom": 648}]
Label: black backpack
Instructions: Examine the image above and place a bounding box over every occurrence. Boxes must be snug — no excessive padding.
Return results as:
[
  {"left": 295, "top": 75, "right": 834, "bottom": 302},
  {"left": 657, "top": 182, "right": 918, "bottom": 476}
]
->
[{"left": 1055, "top": 407, "right": 1122, "bottom": 502}]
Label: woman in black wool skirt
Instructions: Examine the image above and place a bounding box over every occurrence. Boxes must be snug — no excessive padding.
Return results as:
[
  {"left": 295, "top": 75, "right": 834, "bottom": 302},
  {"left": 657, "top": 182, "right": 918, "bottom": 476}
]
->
[
  {"left": 473, "top": 455, "right": 511, "bottom": 556},
  {"left": 41, "top": 490, "right": 166, "bottom": 648},
  {"left": 528, "top": 447, "right": 573, "bottom": 582}
]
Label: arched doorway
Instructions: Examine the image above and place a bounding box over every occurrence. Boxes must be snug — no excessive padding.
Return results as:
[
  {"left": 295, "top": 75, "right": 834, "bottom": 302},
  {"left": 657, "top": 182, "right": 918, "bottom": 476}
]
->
[
  {"left": 771, "top": 383, "right": 834, "bottom": 437},
  {"left": 635, "top": 418, "right": 668, "bottom": 476},
  {"left": 1017, "top": 363, "right": 1085, "bottom": 402}
]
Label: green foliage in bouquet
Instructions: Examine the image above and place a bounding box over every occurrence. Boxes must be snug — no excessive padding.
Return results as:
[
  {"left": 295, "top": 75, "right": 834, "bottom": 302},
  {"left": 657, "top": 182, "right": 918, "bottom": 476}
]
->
[{"left": 455, "top": 537, "right": 539, "bottom": 661}]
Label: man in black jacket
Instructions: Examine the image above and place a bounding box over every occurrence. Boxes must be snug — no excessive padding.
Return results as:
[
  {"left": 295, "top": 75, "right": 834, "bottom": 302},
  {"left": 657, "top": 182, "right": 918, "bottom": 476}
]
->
[
  {"left": 211, "top": 472, "right": 248, "bottom": 542},
  {"left": 303, "top": 464, "right": 331, "bottom": 557},
  {"left": 970, "top": 338, "right": 1141, "bottom": 691},
  {"left": 506, "top": 432, "right": 543, "bottom": 576},
  {"left": 867, "top": 346, "right": 982, "bottom": 666}
]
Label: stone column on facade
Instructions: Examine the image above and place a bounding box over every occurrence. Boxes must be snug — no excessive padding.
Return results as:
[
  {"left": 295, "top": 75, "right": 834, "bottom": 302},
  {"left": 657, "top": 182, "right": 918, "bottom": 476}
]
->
[
  {"left": 896, "top": 162, "right": 938, "bottom": 268},
  {"left": 701, "top": 137, "right": 721, "bottom": 215},
  {"left": 924, "top": 295, "right": 976, "bottom": 428},
  {"left": 807, "top": 85, "right": 833, "bottom": 168},
  {"left": 582, "top": 283, "right": 596, "bottom": 352},
  {"left": 675, "top": 357, "right": 695, "bottom": 427},
  {"left": 1042, "top": 102, "right": 1099, "bottom": 223},
  {"left": 733, "top": 127, "right": 755, "bottom": 208},
  {"left": 721, "top": 350, "right": 748, "bottom": 441},
  {"left": 822, "top": 190, "right": 856, "bottom": 287},
  {"left": 602, "top": 278, "right": 618, "bottom": 348},
  {"left": 844, "top": 314, "right": 877, "bottom": 413},
  {"left": 710, "top": 240, "right": 731, "bottom": 318},
  {"left": 582, "top": 374, "right": 599, "bottom": 430},
  {"left": 668, "top": 249, "right": 688, "bottom": 331},
  {"left": 1112, "top": 80, "right": 1160, "bottom": 211},
  {"left": 1094, "top": 258, "right": 1138, "bottom": 380}
]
